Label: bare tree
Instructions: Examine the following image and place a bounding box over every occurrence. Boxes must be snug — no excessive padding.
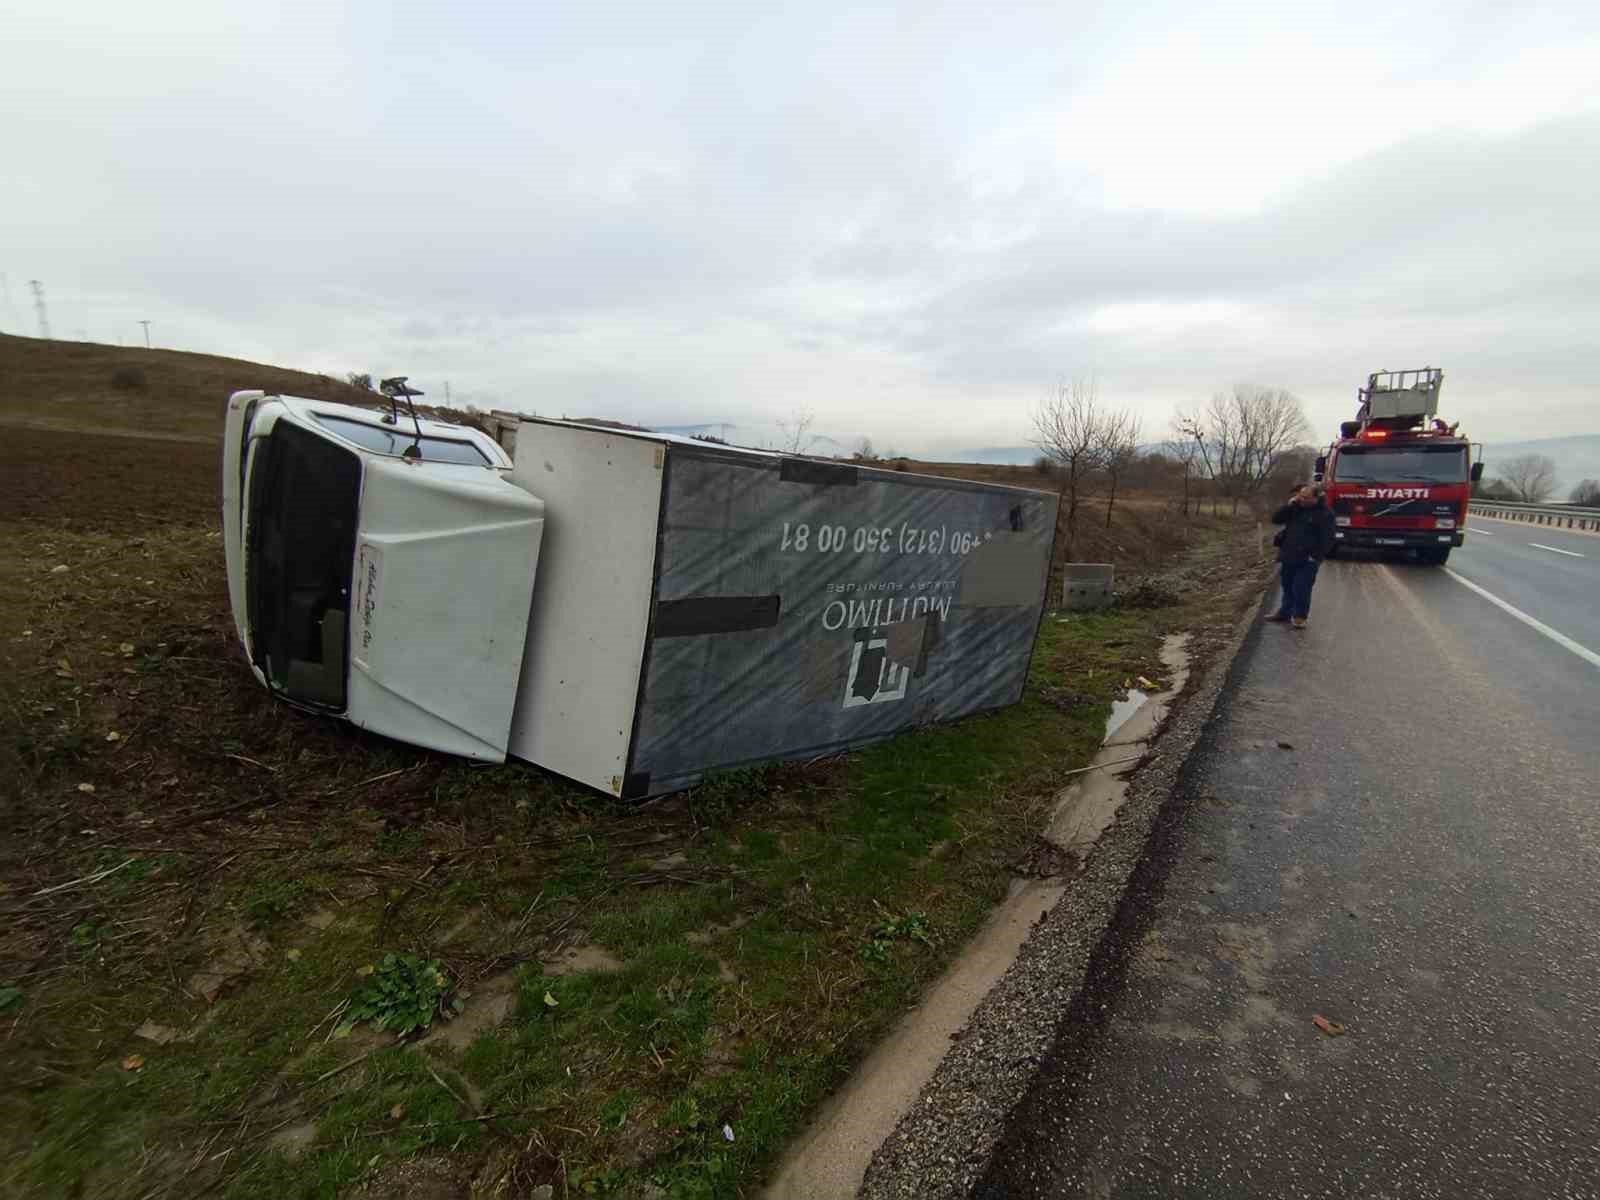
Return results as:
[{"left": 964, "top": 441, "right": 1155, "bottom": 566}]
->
[
  {"left": 1264, "top": 443, "right": 1320, "bottom": 496},
  {"left": 1163, "top": 419, "right": 1205, "bottom": 519},
  {"left": 1100, "top": 411, "right": 1142, "bottom": 528},
  {"left": 1570, "top": 478, "right": 1600, "bottom": 507},
  {"left": 778, "top": 408, "right": 818, "bottom": 455},
  {"left": 1177, "top": 385, "right": 1308, "bottom": 515},
  {"left": 851, "top": 436, "right": 876, "bottom": 462},
  {"left": 346, "top": 372, "right": 373, "bottom": 391},
  {"left": 1500, "top": 453, "right": 1558, "bottom": 503},
  {"left": 1032, "top": 378, "right": 1131, "bottom": 558},
  {"left": 1237, "top": 387, "right": 1309, "bottom": 503},
  {"left": 1175, "top": 398, "right": 1236, "bottom": 516}
]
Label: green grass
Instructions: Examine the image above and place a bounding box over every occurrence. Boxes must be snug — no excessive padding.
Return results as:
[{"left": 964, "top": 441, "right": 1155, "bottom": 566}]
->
[
  {"left": 242, "top": 876, "right": 313, "bottom": 928},
  {"left": 410, "top": 610, "right": 1173, "bottom": 1197},
  {"left": 3, "top": 564, "right": 1253, "bottom": 1198},
  {"left": 227, "top": 1047, "right": 484, "bottom": 1200}
]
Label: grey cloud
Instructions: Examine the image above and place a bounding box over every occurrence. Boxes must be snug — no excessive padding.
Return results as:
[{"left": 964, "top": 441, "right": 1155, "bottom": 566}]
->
[{"left": 4, "top": 2, "right": 1597, "bottom": 452}]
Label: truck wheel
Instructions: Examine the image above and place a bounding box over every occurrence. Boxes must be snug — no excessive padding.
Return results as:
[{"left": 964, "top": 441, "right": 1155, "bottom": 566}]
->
[
  {"left": 1326, "top": 544, "right": 1340, "bottom": 560},
  {"left": 1421, "top": 548, "right": 1451, "bottom": 566}
]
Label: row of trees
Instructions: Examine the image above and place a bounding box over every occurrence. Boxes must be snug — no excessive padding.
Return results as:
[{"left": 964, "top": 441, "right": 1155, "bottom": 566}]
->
[
  {"left": 1032, "top": 379, "right": 1310, "bottom": 557},
  {"left": 1036, "top": 388, "right": 1600, "bottom": 552},
  {"left": 1169, "top": 385, "right": 1309, "bottom": 518}
]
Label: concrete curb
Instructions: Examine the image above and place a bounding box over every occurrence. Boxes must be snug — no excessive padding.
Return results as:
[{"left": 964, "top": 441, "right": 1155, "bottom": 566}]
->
[{"left": 856, "top": 579, "right": 1273, "bottom": 1200}]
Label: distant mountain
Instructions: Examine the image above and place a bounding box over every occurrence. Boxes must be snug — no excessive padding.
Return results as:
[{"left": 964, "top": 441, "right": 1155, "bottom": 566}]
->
[
  {"left": 547, "top": 422, "right": 1600, "bottom": 494},
  {"left": 1479, "top": 435, "right": 1600, "bottom": 495},
  {"left": 939, "top": 446, "right": 1040, "bottom": 465},
  {"left": 939, "top": 437, "right": 1600, "bottom": 495},
  {"left": 939, "top": 442, "right": 1179, "bottom": 466},
  {"left": 570, "top": 416, "right": 655, "bottom": 433}
]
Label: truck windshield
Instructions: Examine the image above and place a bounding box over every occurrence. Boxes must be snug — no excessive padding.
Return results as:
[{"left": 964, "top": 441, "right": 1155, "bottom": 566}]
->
[
  {"left": 245, "top": 423, "right": 360, "bottom": 708},
  {"left": 312, "top": 413, "right": 491, "bottom": 465},
  {"left": 1333, "top": 445, "right": 1467, "bottom": 483}
]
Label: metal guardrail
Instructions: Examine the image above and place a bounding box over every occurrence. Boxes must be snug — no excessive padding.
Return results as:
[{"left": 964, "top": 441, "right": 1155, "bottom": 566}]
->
[{"left": 1469, "top": 500, "right": 1600, "bottom": 532}]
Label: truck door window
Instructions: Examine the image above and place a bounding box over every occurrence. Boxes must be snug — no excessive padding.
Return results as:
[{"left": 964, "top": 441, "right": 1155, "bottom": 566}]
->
[
  {"left": 1333, "top": 446, "right": 1467, "bottom": 483},
  {"left": 246, "top": 423, "right": 361, "bottom": 709}
]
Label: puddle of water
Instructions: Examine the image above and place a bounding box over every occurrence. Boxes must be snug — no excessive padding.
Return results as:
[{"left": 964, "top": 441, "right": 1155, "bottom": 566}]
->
[{"left": 1105, "top": 689, "right": 1149, "bottom": 739}]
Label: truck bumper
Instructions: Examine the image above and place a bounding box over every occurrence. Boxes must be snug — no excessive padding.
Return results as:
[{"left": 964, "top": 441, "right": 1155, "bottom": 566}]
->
[{"left": 1334, "top": 529, "right": 1465, "bottom": 551}]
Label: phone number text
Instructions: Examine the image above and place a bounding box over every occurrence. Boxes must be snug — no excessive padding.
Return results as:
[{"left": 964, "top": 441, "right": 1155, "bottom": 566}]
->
[{"left": 779, "top": 521, "right": 988, "bottom": 556}]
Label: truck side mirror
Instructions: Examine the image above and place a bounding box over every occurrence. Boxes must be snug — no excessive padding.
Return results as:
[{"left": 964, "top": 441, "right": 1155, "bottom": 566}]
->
[
  {"left": 1470, "top": 462, "right": 1484, "bottom": 482},
  {"left": 1314, "top": 456, "right": 1327, "bottom": 476}
]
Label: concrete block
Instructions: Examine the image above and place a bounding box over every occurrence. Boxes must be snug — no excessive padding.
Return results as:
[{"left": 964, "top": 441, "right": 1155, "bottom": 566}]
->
[{"left": 1061, "top": 563, "right": 1115, "bottom": 610}]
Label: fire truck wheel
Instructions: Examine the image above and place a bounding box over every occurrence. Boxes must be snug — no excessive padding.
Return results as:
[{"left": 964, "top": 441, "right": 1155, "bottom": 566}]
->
[{"left": 1420, "top": 548, "right": 1451, "bottom": 566}]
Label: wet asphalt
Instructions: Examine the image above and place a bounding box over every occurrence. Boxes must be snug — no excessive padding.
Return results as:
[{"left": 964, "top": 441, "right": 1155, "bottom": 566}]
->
[
  {"left": 1450, "top": 518, "right": 1599, "bottom": 652},
  {"left": 973, "top": 548, "right": 1600, "bottom": 1199}
]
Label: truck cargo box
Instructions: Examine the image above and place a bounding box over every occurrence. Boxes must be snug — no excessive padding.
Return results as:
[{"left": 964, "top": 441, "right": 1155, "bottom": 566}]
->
[{"left": 505, "top": 420, "right": 1059, "bottom": 797}]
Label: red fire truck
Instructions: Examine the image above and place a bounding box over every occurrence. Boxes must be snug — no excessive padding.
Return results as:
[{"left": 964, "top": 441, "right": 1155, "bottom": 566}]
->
[{"left": 1316, "top": 368, "right": 1484, "bottom": 565}]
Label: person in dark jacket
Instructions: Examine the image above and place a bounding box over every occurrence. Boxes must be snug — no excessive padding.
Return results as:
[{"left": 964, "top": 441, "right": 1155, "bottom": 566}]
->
[{"left": 1268, "top": 484, "right": 1336, "bottom": 628}]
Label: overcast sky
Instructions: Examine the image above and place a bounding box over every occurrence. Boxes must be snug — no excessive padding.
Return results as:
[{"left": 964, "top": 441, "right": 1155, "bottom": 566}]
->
[{"left": 6, "top": 0, "right": 1598, "bottom": 455}]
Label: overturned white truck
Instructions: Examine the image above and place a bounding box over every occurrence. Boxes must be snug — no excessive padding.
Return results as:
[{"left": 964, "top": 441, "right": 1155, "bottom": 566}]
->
[{"left": 221, "top": 390, "right": 1059, "bottom": 797}]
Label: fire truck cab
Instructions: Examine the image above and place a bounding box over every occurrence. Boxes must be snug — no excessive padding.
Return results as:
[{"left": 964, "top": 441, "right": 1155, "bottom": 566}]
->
[{"left": 1315, "top": 368, "right": 1484, "bottom": 566}]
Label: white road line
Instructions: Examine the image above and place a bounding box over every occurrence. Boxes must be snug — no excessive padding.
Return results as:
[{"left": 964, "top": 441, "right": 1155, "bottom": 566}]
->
[
  {"left": 1444, "top": 569, "right": 1600, "bottom": 670},
  {"left": 1466, "top": 527, "right": 1492, "bottom": 534},
  {"left": 1529, "top": 542, "right": 1585, "bottom": 558}
]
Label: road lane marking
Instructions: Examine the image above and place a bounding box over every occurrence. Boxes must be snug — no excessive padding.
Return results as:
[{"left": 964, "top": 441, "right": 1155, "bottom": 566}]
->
[
  {"left": 1529, "top": 542, "right": 1585, "bottom": 558},
  {"left": 1444, "top": 569, "right": 1600, "bottom": 670},
  {"left": 1466, "top": 527, "right": 1492, "bottom": 534}
]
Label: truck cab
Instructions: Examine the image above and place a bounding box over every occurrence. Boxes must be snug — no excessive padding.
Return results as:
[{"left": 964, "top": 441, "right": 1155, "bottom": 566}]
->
[
  {"left": 1321, "top": 429, "right": 1479, "bottom": 563},
  {"left": 221, "top": 390, "right": 545, "bottom": 760},
  {"left": 1315, "top": 368, "right": 1482, "bottom": 565}
]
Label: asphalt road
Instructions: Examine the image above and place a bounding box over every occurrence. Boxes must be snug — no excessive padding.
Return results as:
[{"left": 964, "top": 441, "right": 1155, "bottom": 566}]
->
[
  {"left": 1453, "top": 516, "right": 1600, "bottom": 656},
  {"left": 974, "top": 545, "right": 1600, "bottom": 1199}
]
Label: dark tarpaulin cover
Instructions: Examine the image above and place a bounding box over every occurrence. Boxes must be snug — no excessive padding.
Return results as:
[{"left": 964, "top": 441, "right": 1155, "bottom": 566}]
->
[{"left": 627, "top": 447, "right": 1058, "bottom": 794}]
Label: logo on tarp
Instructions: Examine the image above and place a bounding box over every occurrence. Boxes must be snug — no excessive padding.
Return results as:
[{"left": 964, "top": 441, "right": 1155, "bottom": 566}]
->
[{"left": 843, "top": 633, "right": 910, "bottom": 708}]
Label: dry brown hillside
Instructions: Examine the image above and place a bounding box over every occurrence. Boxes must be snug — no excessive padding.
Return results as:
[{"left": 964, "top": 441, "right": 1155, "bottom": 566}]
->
[{"left": 0, "top": 332, "right": 379, "bottom": 440}]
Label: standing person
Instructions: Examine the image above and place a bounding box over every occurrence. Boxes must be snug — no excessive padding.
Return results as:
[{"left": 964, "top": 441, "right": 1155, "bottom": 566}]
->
[{"left": 1267, "top": 484, "right": 1336, "bottom": 628}]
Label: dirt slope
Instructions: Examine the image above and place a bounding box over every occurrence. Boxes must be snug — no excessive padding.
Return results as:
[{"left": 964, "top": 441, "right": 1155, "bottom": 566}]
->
[{"left": 0, "top": 333, "right": 378, "bottom": 441}]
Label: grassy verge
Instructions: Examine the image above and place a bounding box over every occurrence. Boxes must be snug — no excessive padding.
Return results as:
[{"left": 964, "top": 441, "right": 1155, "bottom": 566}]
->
[{"left": 1, "top": 514, "right": 1265, "bottom": 1199}]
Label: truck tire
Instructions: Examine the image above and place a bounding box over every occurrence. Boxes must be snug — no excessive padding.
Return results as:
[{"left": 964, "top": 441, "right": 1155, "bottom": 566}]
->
[{"left": 1421, "top": 548, "right": 1451, "bottom": 566}]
